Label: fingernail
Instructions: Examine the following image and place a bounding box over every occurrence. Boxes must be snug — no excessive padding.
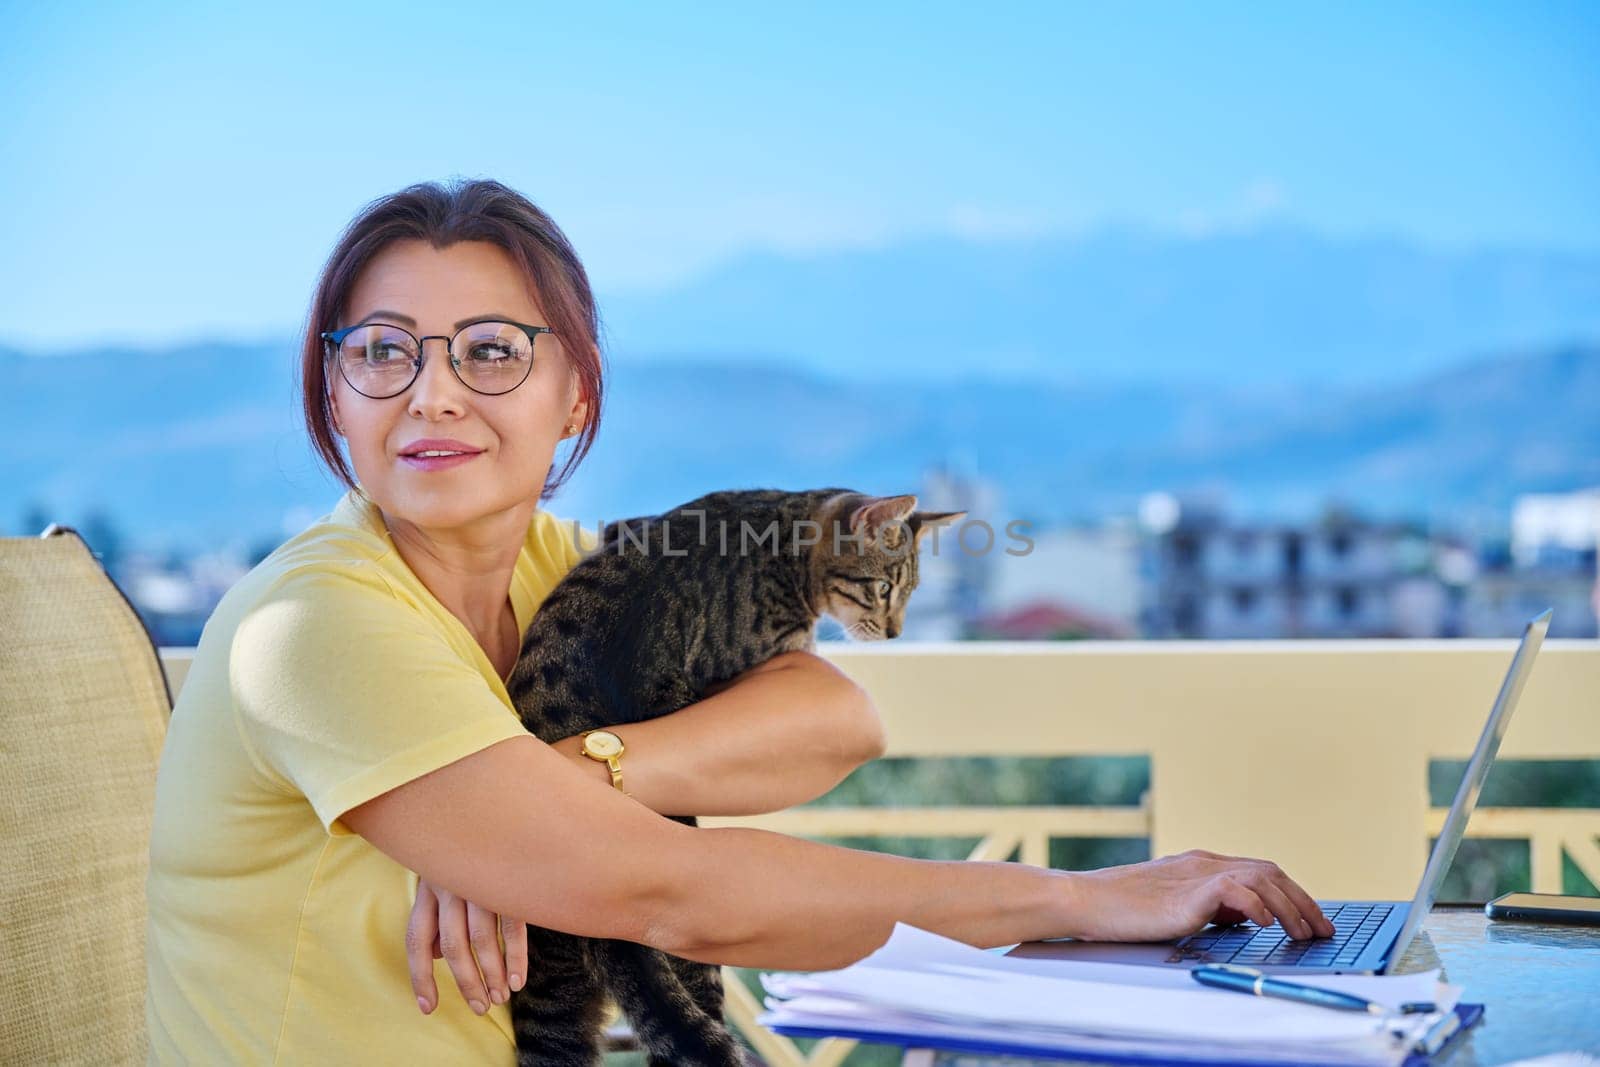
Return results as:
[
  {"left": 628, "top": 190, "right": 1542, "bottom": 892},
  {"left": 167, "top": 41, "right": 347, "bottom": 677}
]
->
[
  {"left": 417, "top": 996, "right": 432, "bottom": 1014},
  {"left": 510, "top": 973, "right": 523, "bottom": 991},
  {"left": 491, "top": 988, "right": 506, "bottom": 1005},
  {"left": 470, "top": 999, "right": 486, "bottom": 1015}
]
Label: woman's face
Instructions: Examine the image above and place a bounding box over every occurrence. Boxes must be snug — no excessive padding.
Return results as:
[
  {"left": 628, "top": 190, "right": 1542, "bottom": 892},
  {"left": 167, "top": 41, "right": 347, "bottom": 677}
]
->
[{"left": 329, "top": 238, "right": 587, "bottom": 535}]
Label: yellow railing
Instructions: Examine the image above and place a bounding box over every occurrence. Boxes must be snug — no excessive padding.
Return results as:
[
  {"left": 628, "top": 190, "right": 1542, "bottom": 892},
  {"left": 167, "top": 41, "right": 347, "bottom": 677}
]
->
[{"left": 158, "top": 638, "right": 1600, "bottom": 1067}]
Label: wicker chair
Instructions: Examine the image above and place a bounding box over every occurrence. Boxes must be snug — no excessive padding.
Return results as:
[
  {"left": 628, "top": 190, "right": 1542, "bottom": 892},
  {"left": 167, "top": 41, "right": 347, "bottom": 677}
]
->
[{"left": 0, "top": 526, "right": 171, "bottom": 1064}]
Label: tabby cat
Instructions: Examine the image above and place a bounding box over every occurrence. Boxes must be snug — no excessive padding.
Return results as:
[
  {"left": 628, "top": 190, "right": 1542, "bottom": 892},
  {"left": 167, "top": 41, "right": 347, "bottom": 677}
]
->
[{"left": 503, "top": 487, "right": 964, "bottom": 1067}]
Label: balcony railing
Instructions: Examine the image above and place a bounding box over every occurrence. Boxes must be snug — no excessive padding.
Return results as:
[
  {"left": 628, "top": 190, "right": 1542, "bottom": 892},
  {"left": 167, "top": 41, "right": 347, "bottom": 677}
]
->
[{"left": 157, "top": 638, "right": 1600, "bottom": 1067}]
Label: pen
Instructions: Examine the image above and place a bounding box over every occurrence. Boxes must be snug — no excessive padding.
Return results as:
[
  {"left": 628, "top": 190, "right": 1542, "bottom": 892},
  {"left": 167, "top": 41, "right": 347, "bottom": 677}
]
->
[{"left": 1191, "top": 964, "right": 1432, "bottom": 1016}]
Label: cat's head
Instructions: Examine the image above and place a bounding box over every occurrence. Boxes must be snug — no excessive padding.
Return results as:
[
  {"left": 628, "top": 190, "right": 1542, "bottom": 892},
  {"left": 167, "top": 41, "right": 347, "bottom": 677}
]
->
[{"left": 809, "top": 492, "right": 967, "bottom": 640}]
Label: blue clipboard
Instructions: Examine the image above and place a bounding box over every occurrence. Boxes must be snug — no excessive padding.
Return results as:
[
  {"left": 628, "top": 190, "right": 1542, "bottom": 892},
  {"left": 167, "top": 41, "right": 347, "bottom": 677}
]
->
[{"left": 768, "top": 1002, "right": 1483, "bottom": 1066}]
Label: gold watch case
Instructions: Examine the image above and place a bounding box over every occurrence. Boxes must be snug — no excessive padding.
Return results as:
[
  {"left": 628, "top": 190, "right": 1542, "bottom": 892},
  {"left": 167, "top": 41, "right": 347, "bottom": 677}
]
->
[
  {"left": 581, "top": 729, "right": 624, "bottom": 759},
  {"left": 580, "top": 730, "right": 628, "bottom": 794}
]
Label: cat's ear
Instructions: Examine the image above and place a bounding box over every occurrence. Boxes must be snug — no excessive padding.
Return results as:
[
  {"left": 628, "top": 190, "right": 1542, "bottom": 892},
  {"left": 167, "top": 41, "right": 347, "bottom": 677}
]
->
[
  {"left": 908, "top": 510, "right": 968, "bottom": 548},
  {"left": 847, "top": 494, "right": 919, "bottom": 554},
  {"left": 848, "top": 495, "right": 919, "bottom": 542}
]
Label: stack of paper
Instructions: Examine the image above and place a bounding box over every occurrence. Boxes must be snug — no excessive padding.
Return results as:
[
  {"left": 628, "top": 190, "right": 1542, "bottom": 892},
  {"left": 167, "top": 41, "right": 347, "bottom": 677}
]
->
[{"left": 758, "top": 924, "right": 1466, "bottom": 1066}]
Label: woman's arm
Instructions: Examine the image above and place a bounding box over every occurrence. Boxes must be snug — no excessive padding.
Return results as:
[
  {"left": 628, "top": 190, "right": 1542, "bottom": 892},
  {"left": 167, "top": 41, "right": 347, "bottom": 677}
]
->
[
  {"left": 344, "top": 732, "right": 1333, "bottom": 976},
  {"left": 406, "top": 650, "right": 884, "bottom": 1014},
  {"left": 546, "top": 649, "right": 886, "bottom": 816}
]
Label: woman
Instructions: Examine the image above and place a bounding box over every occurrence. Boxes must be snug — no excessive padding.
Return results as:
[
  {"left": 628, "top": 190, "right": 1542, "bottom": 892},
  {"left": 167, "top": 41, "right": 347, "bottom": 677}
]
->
[{"left": 144, "top": 179, "right": 1332, "bottom": 1064}]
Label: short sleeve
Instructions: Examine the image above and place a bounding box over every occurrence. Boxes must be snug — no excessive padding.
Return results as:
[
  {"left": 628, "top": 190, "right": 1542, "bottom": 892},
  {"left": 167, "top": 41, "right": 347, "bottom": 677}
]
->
[
  {"left": 229, "top": 562, "right": 529, "bottom": 836},
  {"left": 538, "top": 512, "right": 599, "bottom": 572},
  {"left": 573, "top": 521, "right": 600, "bottom": 561}
]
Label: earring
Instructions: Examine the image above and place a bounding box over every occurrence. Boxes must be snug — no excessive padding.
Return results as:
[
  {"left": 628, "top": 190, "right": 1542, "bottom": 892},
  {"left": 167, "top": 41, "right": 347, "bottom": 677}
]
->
[{"left": 564, "top": 423, "right": 576, "bottom": 436}]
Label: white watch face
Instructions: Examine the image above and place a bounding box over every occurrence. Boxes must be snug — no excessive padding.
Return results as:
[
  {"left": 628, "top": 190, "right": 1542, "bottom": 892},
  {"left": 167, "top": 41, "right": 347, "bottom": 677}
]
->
[{"left": 585, "top": 731, "right": 623, "bottom": 758}]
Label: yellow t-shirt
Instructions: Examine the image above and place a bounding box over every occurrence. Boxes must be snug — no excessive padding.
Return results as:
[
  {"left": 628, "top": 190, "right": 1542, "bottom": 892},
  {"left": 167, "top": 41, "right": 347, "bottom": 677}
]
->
[{"left": 145, "top": 487, "right": 598, "bottom": 1064}]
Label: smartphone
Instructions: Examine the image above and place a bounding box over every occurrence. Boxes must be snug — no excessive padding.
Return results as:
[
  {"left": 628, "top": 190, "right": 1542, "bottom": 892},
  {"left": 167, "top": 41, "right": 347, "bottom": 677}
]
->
[{"left": 1484, "top": 891, "right": 1600, "bottom": 926}]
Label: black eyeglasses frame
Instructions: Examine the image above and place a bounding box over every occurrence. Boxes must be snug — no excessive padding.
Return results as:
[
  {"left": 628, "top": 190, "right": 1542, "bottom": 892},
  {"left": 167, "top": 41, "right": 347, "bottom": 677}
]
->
[{"left": 320, "top": 318, "right": 553, "bottom": 398}]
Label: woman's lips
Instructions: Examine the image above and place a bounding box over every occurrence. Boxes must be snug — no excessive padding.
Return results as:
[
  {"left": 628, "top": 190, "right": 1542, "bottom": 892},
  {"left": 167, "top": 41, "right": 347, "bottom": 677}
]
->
[{"left": 398, "top": 451, "right": 482, "bottom": 471}]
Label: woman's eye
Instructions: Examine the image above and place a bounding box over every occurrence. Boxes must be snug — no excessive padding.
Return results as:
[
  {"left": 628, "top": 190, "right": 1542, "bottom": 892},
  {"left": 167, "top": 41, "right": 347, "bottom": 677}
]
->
[{"left": 468, "top": 343, "right": 515, "bottom": 362}]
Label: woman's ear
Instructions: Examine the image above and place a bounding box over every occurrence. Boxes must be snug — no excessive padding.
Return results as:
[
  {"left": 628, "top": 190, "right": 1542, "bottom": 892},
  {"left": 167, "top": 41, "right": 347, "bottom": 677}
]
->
[{"left": 566, "top": 381, "right": 590, "bottom": 437}]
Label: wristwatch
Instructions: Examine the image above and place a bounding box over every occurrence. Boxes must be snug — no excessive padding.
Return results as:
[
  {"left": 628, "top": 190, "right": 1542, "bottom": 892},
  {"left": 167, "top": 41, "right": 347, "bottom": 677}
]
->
[{"left": 580, "top": 729, "right": 629, "bottom": 795}]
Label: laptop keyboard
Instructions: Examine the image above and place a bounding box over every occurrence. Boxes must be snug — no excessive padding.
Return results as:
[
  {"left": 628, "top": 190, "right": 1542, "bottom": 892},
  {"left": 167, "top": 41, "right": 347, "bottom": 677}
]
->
[{"left": 1173, "top": 903, "right": 1394, "bottom": 967}]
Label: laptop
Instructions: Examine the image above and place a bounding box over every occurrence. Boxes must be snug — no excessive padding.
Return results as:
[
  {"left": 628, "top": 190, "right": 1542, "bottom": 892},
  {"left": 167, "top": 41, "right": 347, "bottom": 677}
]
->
[{"left": 1008, "top": 608, "right": 1553, "bottom": 976}]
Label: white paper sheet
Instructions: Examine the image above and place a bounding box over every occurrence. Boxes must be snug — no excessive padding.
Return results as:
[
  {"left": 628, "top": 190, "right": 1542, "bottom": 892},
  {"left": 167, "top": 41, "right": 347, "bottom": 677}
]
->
[
  {"left": 861, "top": 922, "right": 1457, "bottom": 1011},
  {"left": 758, "top": 922, "right": 1462, "bottom": 1065},
  {"left": 757, "top": 1001, "right": 1421, "bottom": 1067}
]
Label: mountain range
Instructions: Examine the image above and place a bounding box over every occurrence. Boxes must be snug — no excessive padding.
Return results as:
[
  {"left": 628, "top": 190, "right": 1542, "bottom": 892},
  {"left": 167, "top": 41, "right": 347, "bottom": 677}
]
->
[
  {"left": 5, "top": 340, "right": 1596, "bottom": 551},
  {"left": 5, "top": 225, "right": 1597, "bottom": 550},
  {"left": 600, "top": 223, "right": 1600, "bottom": 387}
]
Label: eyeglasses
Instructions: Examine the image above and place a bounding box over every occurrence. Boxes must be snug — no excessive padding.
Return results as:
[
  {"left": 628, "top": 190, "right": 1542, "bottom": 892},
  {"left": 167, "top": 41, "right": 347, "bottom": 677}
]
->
[{"left": 320, "top": 318, "right": 552, "bottom": 399}]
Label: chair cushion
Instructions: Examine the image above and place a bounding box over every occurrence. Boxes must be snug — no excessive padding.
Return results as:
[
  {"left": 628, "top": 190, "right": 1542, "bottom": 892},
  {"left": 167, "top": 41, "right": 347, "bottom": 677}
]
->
[{"left": 0, "top": 530, "right": 170, "bottom": 1064}]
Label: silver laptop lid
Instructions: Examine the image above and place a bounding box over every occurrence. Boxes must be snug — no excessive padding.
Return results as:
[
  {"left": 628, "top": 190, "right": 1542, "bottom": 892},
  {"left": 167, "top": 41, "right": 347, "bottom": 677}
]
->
[{"left": 1383, "top": 608, "right": 1552, "bottom": 971}]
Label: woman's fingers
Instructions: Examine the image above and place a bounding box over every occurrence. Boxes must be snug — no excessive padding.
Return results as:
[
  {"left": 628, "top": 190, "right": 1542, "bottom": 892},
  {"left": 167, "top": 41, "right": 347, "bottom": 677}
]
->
[
  {"left": 1211, "top": 876, "right": 1273, "bottom": 929},
  {"left": 1247, "top": 870, "right": 1315, "bottom": 939},
  {"left": 1260, "top": 863, "right": 1337, "bottom": 940},
  {"left": 467, "top": 900, "right": 510, "bottom": 1006},
  {"left": 503, "top": 913, "right": 529, "bottom": 994},
  {"left": 436, "top": 889, "right": 492, "bottom": 1015},
  {"left": 406, "top": 881, "right": 441, "bottom": 1014},
  {"left": 407, "top": 880, "right": 529, "bottom": 1015},
  {"left": 1264, "top": 863, "right": 1336, "bottom": 937},
  {"left": 1188, "top": 852, "right": 1333, "bottom": 939},
  {"left": 1223, "top": 857, "right": 1332, "bottom": 938},
  {"left": 1072, "top": 850, "right": 1335, "bottom": 943}
]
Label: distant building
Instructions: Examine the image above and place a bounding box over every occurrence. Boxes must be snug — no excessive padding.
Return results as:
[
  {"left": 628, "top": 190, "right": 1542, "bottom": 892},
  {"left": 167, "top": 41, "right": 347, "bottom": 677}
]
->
[
  {"left": 1512, "top": 488, "right": 1600, "bottom": 568},
  {"left": 1138, "top": 494, "right": 1445, "bottom": 639},
  {"left": 979, "top": 521, "right": 1142, "bottom": 637},
  {"left": 904, "top": 461, "right": 1145, "bottom": 641},
  {"left": 1465, "top": 488, "right": 1600, "bottom": 638},
  {"left": 113, "top": 549, "right": 250, "bottom": 647},
  {"left": 1464, "top": 564, "right": 1598, "bottom": 638},
  {"left": 901, "top": 460, "right": 1003, "bottom": 640},
  {"left": 969, "top": 600, "right": 1134, "bottom": 640}
]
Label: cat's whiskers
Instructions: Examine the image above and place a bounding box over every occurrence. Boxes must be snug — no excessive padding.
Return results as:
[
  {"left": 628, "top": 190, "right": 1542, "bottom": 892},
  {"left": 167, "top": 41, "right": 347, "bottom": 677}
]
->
[{"left": 848, "top": 618, "right": 885, "bottom": 640}]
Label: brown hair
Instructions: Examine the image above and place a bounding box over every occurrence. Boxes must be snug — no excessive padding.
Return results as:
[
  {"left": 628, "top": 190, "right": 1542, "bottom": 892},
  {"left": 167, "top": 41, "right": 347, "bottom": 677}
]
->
[{"left": 298, "top": 178, "right": 605, "bottom": 501}]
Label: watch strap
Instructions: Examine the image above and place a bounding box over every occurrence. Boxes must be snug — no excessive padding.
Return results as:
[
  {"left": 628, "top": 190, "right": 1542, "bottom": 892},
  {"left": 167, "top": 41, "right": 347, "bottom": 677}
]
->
[
  {"left": 582, "top": 731, "right": 631, "bottom": 796},
  {"left": 601, "top": 754, "right": 624, "bottom": 792}
]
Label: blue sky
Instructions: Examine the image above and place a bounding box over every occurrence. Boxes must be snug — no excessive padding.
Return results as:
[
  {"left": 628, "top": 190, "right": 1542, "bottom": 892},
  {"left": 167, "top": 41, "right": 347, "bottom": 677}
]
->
[{"left": 2, "top": 0, "right": 1596, "bottom": 351}]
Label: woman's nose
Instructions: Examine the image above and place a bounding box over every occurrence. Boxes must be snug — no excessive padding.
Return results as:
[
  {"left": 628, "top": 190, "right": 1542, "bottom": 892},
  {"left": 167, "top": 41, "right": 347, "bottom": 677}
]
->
[{"left": 406, "top": 338, "right": 468, "bottom": 419}]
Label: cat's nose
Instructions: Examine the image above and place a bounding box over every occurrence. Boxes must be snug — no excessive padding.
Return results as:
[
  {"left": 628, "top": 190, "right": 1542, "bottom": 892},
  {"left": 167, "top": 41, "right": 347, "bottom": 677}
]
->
[{"left": 886, "top": 618, "right": 901, "bottom": 639}]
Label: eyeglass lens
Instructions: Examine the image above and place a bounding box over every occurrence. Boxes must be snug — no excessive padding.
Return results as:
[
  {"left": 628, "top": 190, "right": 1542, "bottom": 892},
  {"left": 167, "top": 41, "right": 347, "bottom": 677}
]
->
[{"left": 335, "top": 321, "right": 536, "bottom": 397}]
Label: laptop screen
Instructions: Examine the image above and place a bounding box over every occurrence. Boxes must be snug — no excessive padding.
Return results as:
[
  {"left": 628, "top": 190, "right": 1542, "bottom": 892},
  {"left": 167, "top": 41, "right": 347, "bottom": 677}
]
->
[{"left": 1383, "top": 609, "right": 1552, "bottom": 971}]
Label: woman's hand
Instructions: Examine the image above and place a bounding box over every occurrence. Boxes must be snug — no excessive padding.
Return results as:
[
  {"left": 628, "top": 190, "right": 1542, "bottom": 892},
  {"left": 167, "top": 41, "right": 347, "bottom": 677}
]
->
[
  {"left": 1065, "top": 849, "right": 1337, "bottom": 943},
  {"left": 407, "top": 878, "right": 528, "bottom": 1016}
]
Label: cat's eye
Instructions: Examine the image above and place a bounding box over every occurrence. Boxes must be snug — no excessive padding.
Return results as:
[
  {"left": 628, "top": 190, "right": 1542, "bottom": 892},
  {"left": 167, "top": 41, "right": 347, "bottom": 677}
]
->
[{"left": 876, "top": 580, "right": 892, "bottom": 598}]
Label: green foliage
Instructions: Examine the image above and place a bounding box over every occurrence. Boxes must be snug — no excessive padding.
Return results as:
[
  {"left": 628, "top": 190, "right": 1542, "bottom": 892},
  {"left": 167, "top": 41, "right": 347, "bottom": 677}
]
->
[
  {"left": 815, "top": 755, "right": 1150, "bottom": 808},
  {"left": 1429, "top": 759, "right": 1600, "bottom": 809},
  {"left": 1430, "top": 759, "right": 1600, "bottom": 899}
]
